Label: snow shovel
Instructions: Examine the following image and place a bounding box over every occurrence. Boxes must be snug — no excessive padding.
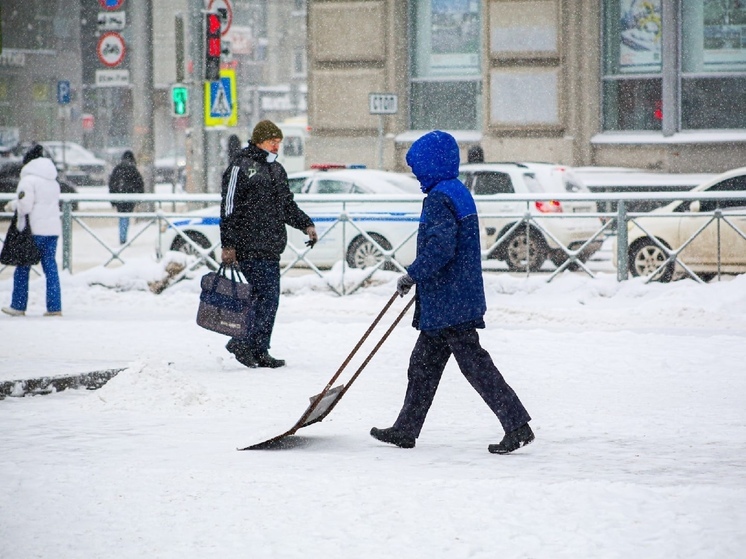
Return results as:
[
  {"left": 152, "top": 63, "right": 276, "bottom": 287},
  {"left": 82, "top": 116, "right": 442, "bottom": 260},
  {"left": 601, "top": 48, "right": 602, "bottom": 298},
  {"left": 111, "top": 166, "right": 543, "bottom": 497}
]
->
[{"left": 239, "top": 291, "right": 415, "bottom": 450}]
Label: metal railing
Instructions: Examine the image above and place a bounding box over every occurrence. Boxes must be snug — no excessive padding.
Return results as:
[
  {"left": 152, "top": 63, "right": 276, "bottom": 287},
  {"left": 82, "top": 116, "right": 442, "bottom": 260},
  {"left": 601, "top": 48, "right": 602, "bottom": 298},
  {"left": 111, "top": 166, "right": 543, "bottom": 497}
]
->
[{"left": 1, "top": 191, "right": 745, "bottom": 294}]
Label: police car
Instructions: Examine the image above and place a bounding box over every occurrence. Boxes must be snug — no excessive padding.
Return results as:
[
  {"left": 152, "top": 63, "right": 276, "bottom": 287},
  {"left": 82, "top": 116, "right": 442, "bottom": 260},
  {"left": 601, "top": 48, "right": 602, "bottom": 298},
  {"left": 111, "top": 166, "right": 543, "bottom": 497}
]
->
[{"left": 159, "top": 168, "right": 423, "bottom": 270}]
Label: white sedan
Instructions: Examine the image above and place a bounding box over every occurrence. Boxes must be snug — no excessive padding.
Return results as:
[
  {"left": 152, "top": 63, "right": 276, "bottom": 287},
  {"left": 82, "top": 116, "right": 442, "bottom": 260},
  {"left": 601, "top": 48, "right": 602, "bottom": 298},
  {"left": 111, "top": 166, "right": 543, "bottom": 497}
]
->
[
  {"left": 160, "top": 169, "right": 423, "bottom": 270},
  {"left": 617, "top": 167, "right": 746, "bottom": 281}
]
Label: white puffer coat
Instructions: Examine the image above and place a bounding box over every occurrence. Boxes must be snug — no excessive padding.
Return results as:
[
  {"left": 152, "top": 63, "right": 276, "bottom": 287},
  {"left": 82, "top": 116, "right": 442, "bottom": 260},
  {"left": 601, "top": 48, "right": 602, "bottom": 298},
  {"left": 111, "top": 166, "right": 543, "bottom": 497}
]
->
[{"left": 10, "top": 158, "right": 62, "bottom": 236}]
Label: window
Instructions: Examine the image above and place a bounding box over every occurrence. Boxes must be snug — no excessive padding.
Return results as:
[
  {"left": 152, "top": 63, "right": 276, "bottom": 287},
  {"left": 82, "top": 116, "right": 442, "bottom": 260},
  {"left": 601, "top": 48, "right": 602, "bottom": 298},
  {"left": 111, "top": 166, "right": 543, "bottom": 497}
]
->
[
  {"left": 602, "top": 0, "right": 663, "bottom": 131},
  {"left": 409, "top": 0, "right": 482, "bottom": 130},
  {"left": 681, "top": 1, "right": 746, "bottom": 129},
  {"left": 472, "top": 172, "right": 514, "bottom": 195},
  {"left": 314, "top": 179, "right": 352, "bottom": 194},
  {"left": 293, "top": 47, "right": 307, "bottom": 78},
  {"left": 603, "top": 0, "right": 746, "bottom": 132}
]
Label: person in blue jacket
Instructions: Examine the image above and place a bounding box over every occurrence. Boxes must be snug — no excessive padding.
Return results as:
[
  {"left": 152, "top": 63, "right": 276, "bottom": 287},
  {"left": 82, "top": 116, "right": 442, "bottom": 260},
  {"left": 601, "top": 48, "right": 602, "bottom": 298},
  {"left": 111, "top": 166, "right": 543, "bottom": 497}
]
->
[{"left": 370, "top": 130, "right": 534, "bottom": 454}]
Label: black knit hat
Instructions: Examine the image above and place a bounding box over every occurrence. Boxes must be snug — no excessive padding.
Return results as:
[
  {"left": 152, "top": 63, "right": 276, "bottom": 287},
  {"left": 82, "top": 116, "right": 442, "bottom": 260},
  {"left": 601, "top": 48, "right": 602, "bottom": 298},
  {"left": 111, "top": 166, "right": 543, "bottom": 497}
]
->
[{"left": 251, "top": 120, "right": 283, "bottom": 145}]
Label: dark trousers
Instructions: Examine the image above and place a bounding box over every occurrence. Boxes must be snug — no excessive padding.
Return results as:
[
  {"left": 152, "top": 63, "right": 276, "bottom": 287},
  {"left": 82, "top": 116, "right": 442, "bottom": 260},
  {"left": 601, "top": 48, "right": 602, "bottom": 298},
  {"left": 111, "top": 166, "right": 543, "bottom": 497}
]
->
[
  {"left": 231, "top": 259, "right": 280, "bottom": 354},
  {"left": 393, "top": 328, "right": 531, "bottom": 438}
]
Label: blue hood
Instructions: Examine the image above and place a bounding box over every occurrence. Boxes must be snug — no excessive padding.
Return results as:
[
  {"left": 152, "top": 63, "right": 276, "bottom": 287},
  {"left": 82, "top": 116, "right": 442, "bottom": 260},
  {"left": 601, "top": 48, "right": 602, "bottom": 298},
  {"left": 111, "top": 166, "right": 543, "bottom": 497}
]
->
[{"left": 406, "top": 130, "right": 460, "bottom": 193}]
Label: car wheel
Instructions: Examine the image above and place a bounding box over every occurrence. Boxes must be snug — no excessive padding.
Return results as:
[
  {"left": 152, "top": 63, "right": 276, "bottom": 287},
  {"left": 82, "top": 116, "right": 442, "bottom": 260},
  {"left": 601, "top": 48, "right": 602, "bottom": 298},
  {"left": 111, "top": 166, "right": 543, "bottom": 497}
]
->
[
  {"left": 171, "top": 231, "right": 217, "bottom": 270},
  {"left": 504, "top": 229, "right": 547, "bottom": 272},
  {"left": 629, "top": 238, "right": 674, "bottom": 282},
  {"left": 346, "top": 233, "right": 394, "bottom": 270}
]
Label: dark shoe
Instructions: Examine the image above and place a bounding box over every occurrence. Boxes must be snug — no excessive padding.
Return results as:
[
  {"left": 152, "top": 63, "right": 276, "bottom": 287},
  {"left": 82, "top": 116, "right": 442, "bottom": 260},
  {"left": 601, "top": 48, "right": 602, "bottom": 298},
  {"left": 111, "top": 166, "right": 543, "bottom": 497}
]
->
[
  {"left": 488, "top": 423, "right": 535, "bottom": 454},
  {"left": 226, "top": 340, "right": 257, "bottom": 368},
  {"left": 370, "top": 427, "right": 415, "bottom": 449},
  {"left": 253, "top": 352, "right": 285, "bottom": 368}
]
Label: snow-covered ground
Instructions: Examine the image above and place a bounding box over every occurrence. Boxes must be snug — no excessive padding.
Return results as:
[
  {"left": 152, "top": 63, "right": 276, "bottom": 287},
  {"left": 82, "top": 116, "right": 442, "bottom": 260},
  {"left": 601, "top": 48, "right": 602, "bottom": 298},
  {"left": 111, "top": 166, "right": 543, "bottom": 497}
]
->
[{"left": 1, "top": 259, "right": 745, "bottom": 559}]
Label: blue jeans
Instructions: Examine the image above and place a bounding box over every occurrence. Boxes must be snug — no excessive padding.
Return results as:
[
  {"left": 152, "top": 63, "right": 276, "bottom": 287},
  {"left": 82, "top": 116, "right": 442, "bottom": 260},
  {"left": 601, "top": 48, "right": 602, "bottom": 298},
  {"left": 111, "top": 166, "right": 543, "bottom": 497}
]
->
[
  {"left": 119, "top": 217, "right": 130, "bottom": 244},
  {"left": 11, "top": 235, "right": 62, "bottom": 313},
  {"left": 231, "top": 259, "right": 280, "bottom": 354}
]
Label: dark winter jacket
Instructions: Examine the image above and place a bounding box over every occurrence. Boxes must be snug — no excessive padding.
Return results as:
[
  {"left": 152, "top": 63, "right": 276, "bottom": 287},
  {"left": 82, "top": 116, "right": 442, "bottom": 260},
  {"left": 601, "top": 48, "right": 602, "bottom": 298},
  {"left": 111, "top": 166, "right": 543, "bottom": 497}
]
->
[
  {"left": 220, "top": 142, "right": 313, "bottom": 261},
  {"left": 405, "top": 130, "right": 487, "bottom": 332},
  {"left": 108, "top": 152, "right": 144, "bottom": 213}
]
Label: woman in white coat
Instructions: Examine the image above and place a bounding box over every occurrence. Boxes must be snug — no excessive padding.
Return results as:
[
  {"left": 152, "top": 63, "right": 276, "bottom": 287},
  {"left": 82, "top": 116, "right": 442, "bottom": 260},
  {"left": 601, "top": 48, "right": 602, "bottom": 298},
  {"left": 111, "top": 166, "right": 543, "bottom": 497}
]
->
[{"left": 2, "top": 145, "right": 62, "bottom": 317}]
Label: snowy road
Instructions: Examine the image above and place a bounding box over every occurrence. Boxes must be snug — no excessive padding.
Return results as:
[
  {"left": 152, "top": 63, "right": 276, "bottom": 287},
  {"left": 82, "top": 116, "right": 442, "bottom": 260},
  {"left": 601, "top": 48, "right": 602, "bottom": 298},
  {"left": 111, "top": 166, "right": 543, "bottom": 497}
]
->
[{"left": 1, "top": 261, "right": 745, "bottom": 558}]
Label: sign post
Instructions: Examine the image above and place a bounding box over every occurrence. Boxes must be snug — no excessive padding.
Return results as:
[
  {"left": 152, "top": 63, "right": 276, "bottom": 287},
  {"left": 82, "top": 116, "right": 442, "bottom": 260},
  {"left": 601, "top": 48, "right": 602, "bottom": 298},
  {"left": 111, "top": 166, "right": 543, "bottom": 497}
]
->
[
  {"left": 57, "top": 81, "right": 71, "bottom": 177},
  {"left": 369, "top": 93, "right": 398, "bottom": 169}
]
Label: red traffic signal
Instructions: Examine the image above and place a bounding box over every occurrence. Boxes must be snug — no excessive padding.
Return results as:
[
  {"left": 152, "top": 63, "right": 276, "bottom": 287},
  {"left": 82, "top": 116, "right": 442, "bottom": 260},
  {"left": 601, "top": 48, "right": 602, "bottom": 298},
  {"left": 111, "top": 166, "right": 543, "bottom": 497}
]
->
[{"left": 205, "top": 13, "right": 221, "bottom": 81}]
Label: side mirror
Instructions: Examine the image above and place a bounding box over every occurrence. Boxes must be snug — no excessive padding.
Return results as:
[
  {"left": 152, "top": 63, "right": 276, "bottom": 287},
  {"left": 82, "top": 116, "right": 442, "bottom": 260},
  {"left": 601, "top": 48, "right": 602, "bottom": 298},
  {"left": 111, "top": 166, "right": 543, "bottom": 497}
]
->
[{"left": 689, "top": 200, "right": 701, "bottom": 212}]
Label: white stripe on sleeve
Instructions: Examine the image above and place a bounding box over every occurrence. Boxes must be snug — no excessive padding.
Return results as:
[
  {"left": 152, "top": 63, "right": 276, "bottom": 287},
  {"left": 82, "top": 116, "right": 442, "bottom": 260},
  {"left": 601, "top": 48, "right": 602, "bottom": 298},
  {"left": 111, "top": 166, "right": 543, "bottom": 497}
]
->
[{"left": 225, "top": 166, "right": 239, "bottom": 216}]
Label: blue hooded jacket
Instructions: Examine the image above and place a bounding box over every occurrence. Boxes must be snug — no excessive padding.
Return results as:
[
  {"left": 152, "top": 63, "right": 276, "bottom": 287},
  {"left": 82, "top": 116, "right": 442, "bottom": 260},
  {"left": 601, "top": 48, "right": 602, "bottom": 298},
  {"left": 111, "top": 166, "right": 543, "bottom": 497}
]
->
[{"left": 405, "top": 131, "right": 486, "bottom": 331}]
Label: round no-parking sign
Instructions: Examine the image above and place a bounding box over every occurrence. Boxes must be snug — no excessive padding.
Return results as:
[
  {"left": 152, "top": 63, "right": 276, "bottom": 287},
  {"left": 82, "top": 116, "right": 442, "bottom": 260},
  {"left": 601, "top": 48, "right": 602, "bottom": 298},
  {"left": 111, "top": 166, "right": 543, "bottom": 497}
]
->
[
  {"left": 97, "top": 32, "right": 126, "bottom": 67},
  {"left": 99, "top": 0, "right": 125, "bottom": 10}
]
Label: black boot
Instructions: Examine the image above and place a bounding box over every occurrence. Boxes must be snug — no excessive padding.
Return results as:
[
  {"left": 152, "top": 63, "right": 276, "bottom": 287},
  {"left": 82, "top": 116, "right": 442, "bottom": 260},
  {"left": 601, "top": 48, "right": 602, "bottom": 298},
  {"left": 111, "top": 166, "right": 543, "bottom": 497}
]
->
[
  {"left": 370, "top": 427, "right": 416, "bottom": 449},
  {"left": 488, "top": 423, "right": 535, "bottom": 454},
  {"left": 226, "top": 340, "right": 257, "bottom": 368},
  {"left": 253, "top": 352, "right": 285, "bottom": 368}
]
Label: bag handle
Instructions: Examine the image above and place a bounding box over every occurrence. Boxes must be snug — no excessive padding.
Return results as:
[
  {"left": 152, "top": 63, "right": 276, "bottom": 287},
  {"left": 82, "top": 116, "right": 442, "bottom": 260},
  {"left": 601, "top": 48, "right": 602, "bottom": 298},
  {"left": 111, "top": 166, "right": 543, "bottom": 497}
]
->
[{"left": 211, "top": 264, "right": 249, "bottom": 299}]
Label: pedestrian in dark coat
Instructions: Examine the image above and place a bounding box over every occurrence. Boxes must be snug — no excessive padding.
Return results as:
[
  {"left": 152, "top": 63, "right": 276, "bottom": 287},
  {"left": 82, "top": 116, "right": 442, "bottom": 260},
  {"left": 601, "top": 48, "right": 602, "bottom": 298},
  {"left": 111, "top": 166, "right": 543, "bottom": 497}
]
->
[
  {"left": 108, "top": 151, "right": 144, "bottom": 244},
  {"left": 220, "top": 120, "right": 317, "bottom": 369},
  {"left": 370, "top": 130, "right": 534, "bottom": 454}
]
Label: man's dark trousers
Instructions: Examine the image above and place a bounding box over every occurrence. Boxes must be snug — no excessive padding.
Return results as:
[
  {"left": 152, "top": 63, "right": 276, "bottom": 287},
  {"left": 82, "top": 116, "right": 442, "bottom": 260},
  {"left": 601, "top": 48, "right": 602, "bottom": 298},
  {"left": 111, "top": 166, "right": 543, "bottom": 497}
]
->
[
  {"left": 231, "top": 259, "right": 280, "bottom": 353},
  {"left": 393, "top": 327, "right": 531, "bottom": 438}
]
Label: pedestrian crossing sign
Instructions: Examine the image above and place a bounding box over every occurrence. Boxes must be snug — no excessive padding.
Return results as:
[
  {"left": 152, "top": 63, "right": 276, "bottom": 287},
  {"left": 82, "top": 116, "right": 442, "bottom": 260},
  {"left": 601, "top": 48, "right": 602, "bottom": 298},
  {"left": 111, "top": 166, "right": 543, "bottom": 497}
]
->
[{"left": 204, "top": 68, "right": 237, "bottom": 127}]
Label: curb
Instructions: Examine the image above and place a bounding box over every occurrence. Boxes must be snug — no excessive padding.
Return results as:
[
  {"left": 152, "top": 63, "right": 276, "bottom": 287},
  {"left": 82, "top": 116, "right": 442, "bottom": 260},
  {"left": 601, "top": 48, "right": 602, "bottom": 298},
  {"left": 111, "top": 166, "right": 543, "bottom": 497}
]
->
[{"left": 0, "top": 368, "right": 126, "bottom": 400}]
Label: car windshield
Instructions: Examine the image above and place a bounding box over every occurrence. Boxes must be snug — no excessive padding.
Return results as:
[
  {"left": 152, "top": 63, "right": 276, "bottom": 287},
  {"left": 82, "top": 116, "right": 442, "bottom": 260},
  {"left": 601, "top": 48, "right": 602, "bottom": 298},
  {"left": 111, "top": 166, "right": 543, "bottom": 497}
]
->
[{"left": 45, "top": 143, "right": 95, "bottom": 162}]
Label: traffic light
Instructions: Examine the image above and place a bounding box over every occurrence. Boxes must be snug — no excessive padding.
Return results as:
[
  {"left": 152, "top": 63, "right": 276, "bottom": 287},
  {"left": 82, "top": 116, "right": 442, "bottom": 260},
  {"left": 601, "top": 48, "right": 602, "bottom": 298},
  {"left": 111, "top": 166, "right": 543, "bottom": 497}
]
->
[
  {"left": 205, "top": 13, "right": 221, "bottom": 82},
  {"left": 171, "top": 84, "right": 189, "bottom": 117}
]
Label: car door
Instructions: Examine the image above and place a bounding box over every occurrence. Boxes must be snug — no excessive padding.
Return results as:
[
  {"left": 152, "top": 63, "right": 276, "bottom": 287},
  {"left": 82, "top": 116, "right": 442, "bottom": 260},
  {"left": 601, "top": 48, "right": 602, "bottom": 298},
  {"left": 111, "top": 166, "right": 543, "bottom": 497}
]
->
[
  {"left": 461, "top": 171, "right": 519, "bottom": 254},
  {"left": 286, "top": 177, "right": 354, "bottom": 266},
  {"left": 678, "top": 176, "right": 746, "bottom": 267}
]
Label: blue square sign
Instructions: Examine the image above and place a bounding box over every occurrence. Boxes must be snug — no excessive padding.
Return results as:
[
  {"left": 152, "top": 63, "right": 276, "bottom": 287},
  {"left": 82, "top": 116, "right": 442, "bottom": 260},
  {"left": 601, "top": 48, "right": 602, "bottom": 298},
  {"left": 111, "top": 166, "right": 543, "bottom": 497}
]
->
[{"left": 57, "top": 81, "right": 71, "bottom": 105}]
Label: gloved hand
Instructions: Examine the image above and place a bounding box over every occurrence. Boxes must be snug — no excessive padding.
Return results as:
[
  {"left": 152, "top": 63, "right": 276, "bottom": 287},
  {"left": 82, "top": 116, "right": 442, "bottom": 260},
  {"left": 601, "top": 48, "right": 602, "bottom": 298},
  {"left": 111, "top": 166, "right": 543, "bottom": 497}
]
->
[
  {"left": 305, "top": 226, "right": 318, "bottom": 248},
  {"left": 396, "top": 274, "right": 415, "bottom": 297},
  {"left": 221, "top": 247, "right": 237, "bottom": 266}
]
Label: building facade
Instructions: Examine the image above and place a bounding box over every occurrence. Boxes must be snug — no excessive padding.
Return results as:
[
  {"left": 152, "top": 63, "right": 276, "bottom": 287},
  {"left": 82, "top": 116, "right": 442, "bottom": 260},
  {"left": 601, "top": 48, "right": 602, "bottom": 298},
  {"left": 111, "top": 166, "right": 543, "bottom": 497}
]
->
[{"left": 306, "top": 0, "right": 746, "bottom": 173}]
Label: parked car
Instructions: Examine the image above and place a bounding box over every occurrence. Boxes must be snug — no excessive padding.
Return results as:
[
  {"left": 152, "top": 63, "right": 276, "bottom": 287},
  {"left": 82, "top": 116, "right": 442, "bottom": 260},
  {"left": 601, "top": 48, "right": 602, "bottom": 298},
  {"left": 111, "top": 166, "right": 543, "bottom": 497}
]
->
[
  {"left": 616, "top": 167, "right": 746, "bottom": 282},
  {"left": 0, "top": 159, "right": 78, "bottom": 212},
  {"left": 40, "top": 141, "right": 107, "bottom": 186},
  {"left": 155, "top": 150, "right": 186, "bottom": 185},
  {"left": 458, "top": 162, "right": 603, "bottom": 271},
  {"left": 158, "top": 170, "right": 423, "bottom": 269},
  {"left": 294, "top": 168, "right": 421, "bottom": 195}
]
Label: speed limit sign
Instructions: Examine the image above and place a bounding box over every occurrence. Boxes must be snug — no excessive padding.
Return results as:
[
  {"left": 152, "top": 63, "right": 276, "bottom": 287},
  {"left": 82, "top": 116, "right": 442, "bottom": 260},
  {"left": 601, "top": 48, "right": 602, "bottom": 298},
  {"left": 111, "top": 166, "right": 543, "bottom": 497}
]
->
[{"left": 97, "top": 32, "right": 126, "bottom": 67}]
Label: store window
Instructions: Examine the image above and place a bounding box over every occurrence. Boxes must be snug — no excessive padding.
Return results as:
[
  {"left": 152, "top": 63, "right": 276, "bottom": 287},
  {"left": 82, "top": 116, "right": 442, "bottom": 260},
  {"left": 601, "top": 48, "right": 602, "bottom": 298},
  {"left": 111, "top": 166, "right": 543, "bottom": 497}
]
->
[
  {"left": 603, "top": 0, "right": 746, "bottom": 132},
  {"left": 409, "top": 0, "right": 482, "bottom": 130},
  {"left": 602, "top": 0, "right": 663, "bottom": 131},
  {"left": 681, "top": 1, "right": 746, "bottom": 129}
]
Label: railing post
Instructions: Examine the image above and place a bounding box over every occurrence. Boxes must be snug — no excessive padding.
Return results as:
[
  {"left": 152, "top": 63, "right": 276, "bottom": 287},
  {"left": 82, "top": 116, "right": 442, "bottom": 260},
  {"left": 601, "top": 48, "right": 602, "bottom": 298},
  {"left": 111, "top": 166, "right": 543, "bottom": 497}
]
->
[
  {"left": 61, "top": 200, "right": 73, "bottom": 272},
  {"left": 616, "top": 200, "right": 628, "bottom": 281}
]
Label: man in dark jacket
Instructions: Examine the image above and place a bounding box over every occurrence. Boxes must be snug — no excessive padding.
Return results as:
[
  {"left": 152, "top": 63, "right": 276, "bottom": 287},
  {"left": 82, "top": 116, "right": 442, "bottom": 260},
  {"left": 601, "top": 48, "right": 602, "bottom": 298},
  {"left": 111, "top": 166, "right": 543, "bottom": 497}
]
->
[
  {"left": 370, "top": 130, "right": 534, "bottom": 454},
  {"left": 220, "top": 120, "right": 317, "bottom": 369},
  {"left": 108, "top": 151, "right": 144, "bottom": 244}
]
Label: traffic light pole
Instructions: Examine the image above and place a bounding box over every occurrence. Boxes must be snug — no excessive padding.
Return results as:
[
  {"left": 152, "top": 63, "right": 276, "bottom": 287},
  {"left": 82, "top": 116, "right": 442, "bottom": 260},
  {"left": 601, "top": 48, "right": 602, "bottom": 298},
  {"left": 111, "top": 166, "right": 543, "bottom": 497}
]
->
[{"left": 187, "top": 0, "right": 207, "bottom": 193}]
